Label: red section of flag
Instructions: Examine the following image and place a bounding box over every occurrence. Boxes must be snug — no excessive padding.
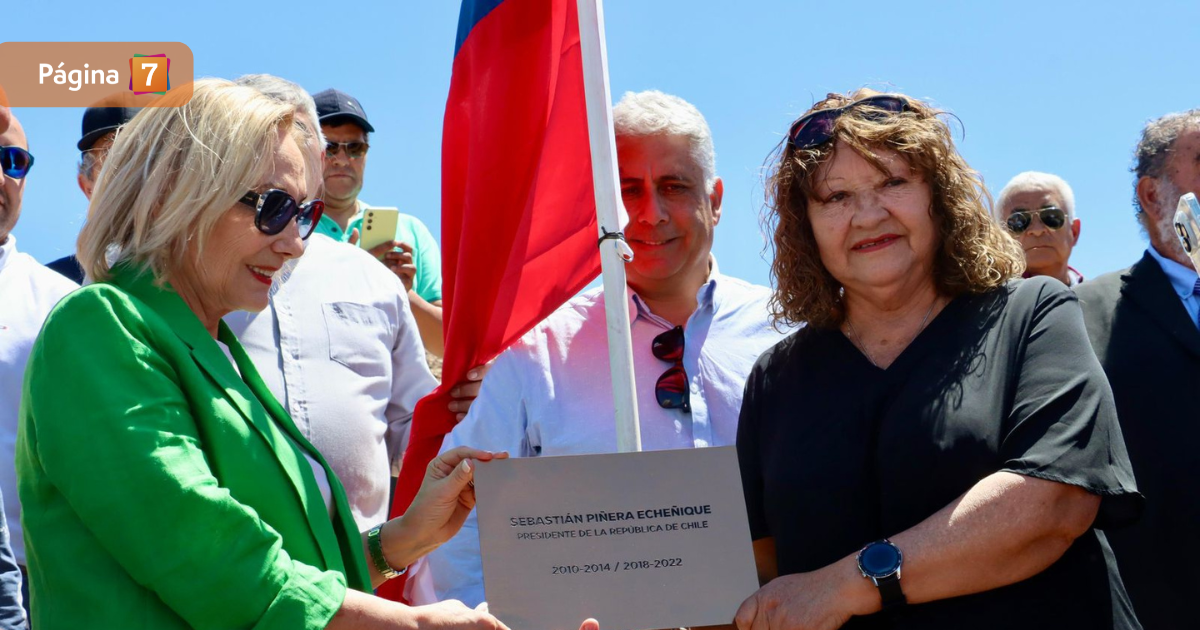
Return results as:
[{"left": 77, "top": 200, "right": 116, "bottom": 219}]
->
[{"left": 377, "top": 0, "right": 601, "bottom": 601}]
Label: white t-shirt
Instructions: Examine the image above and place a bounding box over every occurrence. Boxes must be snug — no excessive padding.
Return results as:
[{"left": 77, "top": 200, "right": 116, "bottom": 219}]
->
[{"left": 0, "top": 236, "right": 78, "bottom": 563}]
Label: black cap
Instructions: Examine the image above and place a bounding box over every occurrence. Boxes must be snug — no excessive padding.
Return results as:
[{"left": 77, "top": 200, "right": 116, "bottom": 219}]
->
[
  {"left": 313, "top": 89, "right": 375, "bottom": 133},
  {"left": 78, "top": 107, "right": 141, "bottom": 151}
]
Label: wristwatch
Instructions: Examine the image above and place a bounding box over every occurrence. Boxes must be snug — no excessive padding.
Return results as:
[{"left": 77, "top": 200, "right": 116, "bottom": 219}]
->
[
  {"left": 367, "top": 523, "right": 408, "bottom": 581},
  {"left": 856, "top": 539, "right": 906, "bottom": 610}
]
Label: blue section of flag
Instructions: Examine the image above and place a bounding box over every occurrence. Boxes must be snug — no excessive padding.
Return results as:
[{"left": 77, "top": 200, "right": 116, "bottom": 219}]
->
[{"left": 454, "top": 0, "right": 507, "bottom": 56}]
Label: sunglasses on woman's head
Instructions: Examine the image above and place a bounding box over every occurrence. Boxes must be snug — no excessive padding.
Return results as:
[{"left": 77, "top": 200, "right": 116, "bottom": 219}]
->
[
  {"left": 787, "top": 95, "right": 912, "bottom": 150},
  {"left": 0, "top": 146, "right": 34, "bottom": 179},
  {"left": 325, "top": 141, "right": 369, "bottom": 160},
  {"left": 652, "top": 325, "right": 690, "bottom": 412},
  {"left": 239, "top": 189, "right": 324, "bottom": 239},
  {"left": 1005, "top": 207, "right": 1067, "bottom": 234}
]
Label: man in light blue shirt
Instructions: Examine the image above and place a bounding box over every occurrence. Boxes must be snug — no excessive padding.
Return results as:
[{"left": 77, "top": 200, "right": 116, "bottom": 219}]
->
[
  {"left": 414, "top": 91, "right": 793, "bottom": 606},
  {"left": 1075, "top": 109, "right": 1200, "bottom": 629}
]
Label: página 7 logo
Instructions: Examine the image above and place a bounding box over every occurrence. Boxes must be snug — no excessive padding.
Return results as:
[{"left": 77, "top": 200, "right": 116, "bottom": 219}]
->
[{"left": 38, "top": 63, "right": 120, "bottom": 92}]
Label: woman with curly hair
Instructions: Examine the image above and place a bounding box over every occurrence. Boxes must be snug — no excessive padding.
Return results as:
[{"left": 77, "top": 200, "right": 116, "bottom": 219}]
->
[{"left": 732, "top": 90, "right": 1142, "bottom": 629}]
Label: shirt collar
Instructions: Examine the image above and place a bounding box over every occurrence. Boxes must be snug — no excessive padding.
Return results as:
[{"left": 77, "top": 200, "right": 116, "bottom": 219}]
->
[
  {"left": 627, "top": 254, "right": 721, "bottom": 326},
  {"left": 1146, "top": 246, "right": 1200, "bottom": 299},
  {"left": 1067, "top": 265, "right": 1084, "bottom": 286},
  {"left": 0, "top": 236, "right": 16, "bottom": 274}
]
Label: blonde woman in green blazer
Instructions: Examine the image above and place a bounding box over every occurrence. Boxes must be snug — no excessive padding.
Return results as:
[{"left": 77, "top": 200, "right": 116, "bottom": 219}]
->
[{"left": 16, "top": 80, "right": 512, "bottom": 629}]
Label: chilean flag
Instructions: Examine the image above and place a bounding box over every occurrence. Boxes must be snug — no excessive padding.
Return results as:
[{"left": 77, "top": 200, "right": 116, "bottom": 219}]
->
[{"left": 378, "top": 0, "right": 602, "bottom": 601}]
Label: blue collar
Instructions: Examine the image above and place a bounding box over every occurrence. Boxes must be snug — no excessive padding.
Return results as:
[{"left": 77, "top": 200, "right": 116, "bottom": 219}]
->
[{"left": 1146, "top": 247, "right": 1200, "bottom": 299}]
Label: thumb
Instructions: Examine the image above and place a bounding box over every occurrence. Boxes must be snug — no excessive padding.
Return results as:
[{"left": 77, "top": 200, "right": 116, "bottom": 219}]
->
[
  {"left": 449, "top": 458, "right": 474, "bottom": 491},
  {"left": 348, "top": 227, "right": 360, "bottom": 246}
]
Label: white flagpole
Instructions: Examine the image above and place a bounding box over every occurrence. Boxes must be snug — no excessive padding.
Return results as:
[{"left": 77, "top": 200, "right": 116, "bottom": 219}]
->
[{"left": 576, "top": 0, "right": 642, "bottom": 453}]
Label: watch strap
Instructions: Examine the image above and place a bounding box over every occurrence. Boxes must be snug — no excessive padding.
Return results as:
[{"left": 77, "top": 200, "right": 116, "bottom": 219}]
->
[
  {"left": 367, "top": 523, "right": 407, "bottom": 580},
  {"left": 875, "top": 572, "right": 907, "bottom": 609}
]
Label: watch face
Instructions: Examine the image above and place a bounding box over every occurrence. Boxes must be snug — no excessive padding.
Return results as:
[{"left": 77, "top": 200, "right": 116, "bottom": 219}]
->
[{"left": 860, "top": 542, "right": 901, "bottom": 577}]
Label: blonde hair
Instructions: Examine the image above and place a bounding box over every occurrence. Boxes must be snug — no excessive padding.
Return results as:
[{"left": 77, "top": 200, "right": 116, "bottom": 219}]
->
[
  {"left": 77, "top": 78, "right": 298, "bottom": 283},
  {"left": 765, "top": 89, "right": 1025, "bottom": 329}
]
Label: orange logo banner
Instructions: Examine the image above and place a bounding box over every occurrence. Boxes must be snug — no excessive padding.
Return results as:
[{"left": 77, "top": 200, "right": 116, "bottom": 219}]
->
[{"left": 0, "top": 42, "right": 194, "bottom": 107}]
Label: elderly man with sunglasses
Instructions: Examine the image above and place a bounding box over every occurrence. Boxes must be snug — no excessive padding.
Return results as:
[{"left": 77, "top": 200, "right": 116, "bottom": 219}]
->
[
  {"left": 312, "top": 89, "right": 446, "bottom": 357},
  {"left": 1073, "top": 110, "right": 1200, "bottom": 629},
  {"left": 995, "top": 171, "right": 1084, "bottom": 286},
  {"left": 0, "top": 108, "right": 73, "bottom": 628},
  {"left": 414, "top": 90, "right": 792, "bottom": 607}
]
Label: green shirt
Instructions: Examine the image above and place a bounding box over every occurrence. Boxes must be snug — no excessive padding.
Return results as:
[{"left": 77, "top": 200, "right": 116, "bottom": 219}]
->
[{"left": 316, "top": 200, "right": 443, "bottom": 303}]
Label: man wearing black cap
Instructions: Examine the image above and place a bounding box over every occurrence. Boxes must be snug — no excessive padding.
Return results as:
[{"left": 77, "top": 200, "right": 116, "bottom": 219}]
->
[
  {"left": 313, "top": 88, "right": 445, "bottom": 356},
  {"left": 46, "top": 107, "right": 140, "bottom": 283}
]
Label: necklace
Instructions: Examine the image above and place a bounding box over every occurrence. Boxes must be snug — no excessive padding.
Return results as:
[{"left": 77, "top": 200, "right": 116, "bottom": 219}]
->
[{"left": 844, "top": 299, "right": 938, "bottom": 368}]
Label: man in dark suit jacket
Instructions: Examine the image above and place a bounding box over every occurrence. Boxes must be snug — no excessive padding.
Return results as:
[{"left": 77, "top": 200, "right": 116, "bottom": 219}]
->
[{"left": 1075, "top": 109, "right": 1200, "bottom": 629}]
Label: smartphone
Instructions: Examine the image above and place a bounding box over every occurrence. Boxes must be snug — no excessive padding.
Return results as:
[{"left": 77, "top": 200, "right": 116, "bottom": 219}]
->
[
  {"left": 359, "top": 207, "right": 400, "bottom": 253},
  {"left": 1174, "top": 193, "right": 1200, "bottom": 272}
]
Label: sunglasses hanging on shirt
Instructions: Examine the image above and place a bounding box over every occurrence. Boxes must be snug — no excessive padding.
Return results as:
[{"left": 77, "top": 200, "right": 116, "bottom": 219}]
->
[{"left": 652, "top": 325, "right": 690, "bottom": 412}]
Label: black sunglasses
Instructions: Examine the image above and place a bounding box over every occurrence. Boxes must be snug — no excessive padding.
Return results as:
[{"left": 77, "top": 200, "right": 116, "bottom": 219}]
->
[
  {"left": 0, "top": 146, "right": 35, "bottom": 179},
  {"left": 652, "top": 326, "right": 690, "bottom": 412},
  {"left": 325, "top": 141, "right": 369, "bottom": 159},
  {"left": 239, "top": 189, "right": 324, "bottom": 239},
  {"left": 787, "top": 95, "right": 912, "bottom": 150},
  {"left": 1006, "top": 207, "right": 1067, "bottom": 234}
]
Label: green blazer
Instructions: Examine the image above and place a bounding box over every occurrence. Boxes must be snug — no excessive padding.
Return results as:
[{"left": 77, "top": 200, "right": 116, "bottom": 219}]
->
[{"left": 17, "top": 264, "right": 371, "bottom": 629}]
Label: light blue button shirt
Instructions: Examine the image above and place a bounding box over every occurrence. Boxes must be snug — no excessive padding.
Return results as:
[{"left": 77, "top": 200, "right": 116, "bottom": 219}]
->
[
  {"left": 416, "top": 262, "right": 794, "bottom": 606},
  {"left": 1146, "top": 247, "right": 1200, "bottom": 328}
]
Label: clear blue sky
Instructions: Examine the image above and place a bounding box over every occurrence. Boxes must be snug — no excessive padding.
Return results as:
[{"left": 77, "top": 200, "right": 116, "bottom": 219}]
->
[{"left": 6, "top": 0, "right": 1200, "bottom": 288}]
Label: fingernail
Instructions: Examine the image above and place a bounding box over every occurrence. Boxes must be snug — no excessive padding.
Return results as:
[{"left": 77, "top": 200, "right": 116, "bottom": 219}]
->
[
  {"left": 467, "top": 371, "right": 479, "bottom": 380},
  {"left": 460, "top": 459, "right": 472, "bottom": 473},
  {"left": 456, "top": 413, "right": 466, "bottom": 422}
]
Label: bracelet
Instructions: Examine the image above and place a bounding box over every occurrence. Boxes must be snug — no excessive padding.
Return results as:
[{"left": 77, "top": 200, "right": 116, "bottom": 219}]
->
[{"left": 367, "top": 523, "right": 407, "bottom": 580}]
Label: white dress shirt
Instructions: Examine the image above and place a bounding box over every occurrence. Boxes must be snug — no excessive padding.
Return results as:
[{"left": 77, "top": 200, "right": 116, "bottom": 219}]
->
[
  {"left": 0, "top": 236, "right": 78, "bottom": 564},
  {"left": 223, "top": 234, "right": 438, "bottom": 533},
  {"left": 418, "top": 263, "right": 794, "bottom": 606}
]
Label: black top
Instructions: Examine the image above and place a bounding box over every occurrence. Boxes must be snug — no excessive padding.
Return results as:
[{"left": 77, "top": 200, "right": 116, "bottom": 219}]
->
[
  {"left": 738, "top": 278, "right": 1142, "bottom": 629},
  {"left": 1076, "top": 254, "right": 1200, "bottom": 630},
  {"left": 45, "top": 255, "right": 84, "bottom": 285}
]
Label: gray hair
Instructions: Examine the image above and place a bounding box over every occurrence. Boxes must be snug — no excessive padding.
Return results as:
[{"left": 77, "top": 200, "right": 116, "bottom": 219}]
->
[
  {"left": 234, "top": 74, "right": 325, "bottom": 148},
  {"left": 77, "top": 147, "right": 103, "bottom": 180},
  {"left": 1132, "top": 109, "right": 1200, "bottom": 222},
  {"left": 994, "top": 171, "right": 1077, "bottom": 220},
  {"left": 613, "top": 90, "right": 717, "bottom": 192}
]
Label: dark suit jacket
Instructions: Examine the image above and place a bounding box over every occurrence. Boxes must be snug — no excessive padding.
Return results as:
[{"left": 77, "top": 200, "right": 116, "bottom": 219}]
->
[
  {"left": 45, "top": 254, "right": 84, "bottom": 284},
  {"left": 1075, "top": 252, "right": 1200, "bottom": 629}
]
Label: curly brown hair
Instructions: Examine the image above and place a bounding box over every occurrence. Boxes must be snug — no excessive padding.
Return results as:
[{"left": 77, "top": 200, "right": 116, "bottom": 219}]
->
[{"left": 764, "top": 88, "right": 1024, "bottom": 329}]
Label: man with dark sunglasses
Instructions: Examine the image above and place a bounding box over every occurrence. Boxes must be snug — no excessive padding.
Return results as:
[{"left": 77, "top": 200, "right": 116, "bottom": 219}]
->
[
  {"left": 417, "top": 90, "right": 792, "bottom": 607},
  {"left": 0, "top": 109, "right": 74, "bottom": 627},
  {"left": 312, "top": 88, "right": 446, "bottom": 357},
  {"left": 1074, "top": 110, "right": 1200, "bottom": 629},
  {"left": 994, "top": 171, "right": 1083, "bottom": 286}
]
